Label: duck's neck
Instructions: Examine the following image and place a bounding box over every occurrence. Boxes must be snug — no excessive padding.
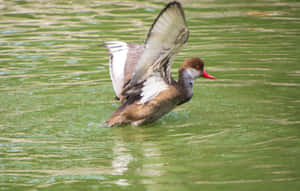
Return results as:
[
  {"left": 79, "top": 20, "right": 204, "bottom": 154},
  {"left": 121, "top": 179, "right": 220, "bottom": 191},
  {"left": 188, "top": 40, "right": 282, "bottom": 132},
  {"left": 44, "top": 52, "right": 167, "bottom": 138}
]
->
[{"left": 177, "top": 69, "right": 195, "bottom": 103}]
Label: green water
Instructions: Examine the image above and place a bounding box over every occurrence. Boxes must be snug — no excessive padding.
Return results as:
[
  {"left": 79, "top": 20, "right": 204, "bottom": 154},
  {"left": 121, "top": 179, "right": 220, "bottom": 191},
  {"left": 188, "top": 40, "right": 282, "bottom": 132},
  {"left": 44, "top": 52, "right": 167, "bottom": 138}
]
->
[{"left": 1, "top": 0, "right": 300, "bottom": 190}]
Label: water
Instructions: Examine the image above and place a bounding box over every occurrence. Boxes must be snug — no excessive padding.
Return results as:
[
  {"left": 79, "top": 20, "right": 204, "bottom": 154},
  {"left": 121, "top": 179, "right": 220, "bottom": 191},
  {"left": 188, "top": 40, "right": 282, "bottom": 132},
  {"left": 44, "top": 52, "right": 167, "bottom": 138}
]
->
[{"left": 1, "top": 0, "right": 300, "bottom": 190}]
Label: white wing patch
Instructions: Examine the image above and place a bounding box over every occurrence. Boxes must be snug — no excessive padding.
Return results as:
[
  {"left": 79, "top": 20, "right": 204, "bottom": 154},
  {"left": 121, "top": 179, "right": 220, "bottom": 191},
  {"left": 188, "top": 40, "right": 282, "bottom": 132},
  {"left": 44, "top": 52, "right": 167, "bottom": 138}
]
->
[
  {"left": 138, "top": 73, "right": 169, "bottom": 104},
  {"left": 104, "top": 41, "right": 128, "bottom": 98}
]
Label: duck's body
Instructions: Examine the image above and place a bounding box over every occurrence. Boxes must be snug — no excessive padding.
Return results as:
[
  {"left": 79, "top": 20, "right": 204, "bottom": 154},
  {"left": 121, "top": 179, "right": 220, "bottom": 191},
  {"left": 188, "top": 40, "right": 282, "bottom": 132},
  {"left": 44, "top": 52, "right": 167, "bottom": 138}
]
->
[
  {"left": 107, "top": 83, "right": 179, "bottom": 126},
  {"left": 104, "top": 1, "right": 215, "bottom": 126}
]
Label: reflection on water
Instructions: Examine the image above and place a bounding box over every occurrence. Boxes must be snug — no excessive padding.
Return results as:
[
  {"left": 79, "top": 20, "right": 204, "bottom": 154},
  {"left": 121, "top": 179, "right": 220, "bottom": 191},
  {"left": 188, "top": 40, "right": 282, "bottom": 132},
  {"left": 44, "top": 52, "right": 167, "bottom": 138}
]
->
[
  {"left": 1, "top": 0, "right": 300, "bottom": 190},
  {"left": 112, "top": 141, "right": 133, "bottom": 176}
]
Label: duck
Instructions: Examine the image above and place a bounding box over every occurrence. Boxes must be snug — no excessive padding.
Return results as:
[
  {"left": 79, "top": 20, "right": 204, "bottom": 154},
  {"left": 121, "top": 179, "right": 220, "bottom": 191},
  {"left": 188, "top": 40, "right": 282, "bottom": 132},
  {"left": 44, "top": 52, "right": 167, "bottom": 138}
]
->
[{"left": 104, "top": 1, "right": 215, "bottom": 127}]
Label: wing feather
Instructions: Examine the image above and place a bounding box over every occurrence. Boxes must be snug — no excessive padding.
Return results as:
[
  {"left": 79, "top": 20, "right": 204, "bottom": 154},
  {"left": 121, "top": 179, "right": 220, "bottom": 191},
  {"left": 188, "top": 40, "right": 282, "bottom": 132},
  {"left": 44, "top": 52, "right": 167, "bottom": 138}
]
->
[
  {"left": 123, "top": 1, "right": 189, "bottom": 95},
  {"left": 104, "top": 42, "right": 144, "bottom": 100},
  {"left": 104, "top": 41, "right": 128, "bottom": 98},
  {"left": 138, "top": 73, "right": 169, "bottom": 104}
]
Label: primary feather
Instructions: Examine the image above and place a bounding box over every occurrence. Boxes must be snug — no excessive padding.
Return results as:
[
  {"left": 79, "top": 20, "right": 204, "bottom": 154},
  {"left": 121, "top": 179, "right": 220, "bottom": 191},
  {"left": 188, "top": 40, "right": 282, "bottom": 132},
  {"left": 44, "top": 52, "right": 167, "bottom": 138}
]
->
[
  {"left": 123, "top": 1, "right": 189, "bottom": 94},
  {"left": 104, "top": 41, "right": 128, "bottom": 98}
]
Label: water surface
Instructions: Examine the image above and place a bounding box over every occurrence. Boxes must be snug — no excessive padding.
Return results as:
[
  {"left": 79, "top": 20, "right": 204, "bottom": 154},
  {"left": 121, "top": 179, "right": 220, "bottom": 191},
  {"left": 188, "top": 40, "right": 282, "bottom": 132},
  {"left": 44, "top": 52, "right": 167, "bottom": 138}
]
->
[{"left": 1, "top": 0, "right": 300, "bottom": 190}]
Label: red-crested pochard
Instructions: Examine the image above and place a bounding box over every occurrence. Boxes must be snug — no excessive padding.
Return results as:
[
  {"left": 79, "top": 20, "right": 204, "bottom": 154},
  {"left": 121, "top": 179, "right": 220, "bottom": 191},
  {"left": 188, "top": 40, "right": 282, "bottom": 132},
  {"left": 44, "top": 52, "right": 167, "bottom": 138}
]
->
[{"left": 104, "top": 1, "right": 215, "bottom": 126}]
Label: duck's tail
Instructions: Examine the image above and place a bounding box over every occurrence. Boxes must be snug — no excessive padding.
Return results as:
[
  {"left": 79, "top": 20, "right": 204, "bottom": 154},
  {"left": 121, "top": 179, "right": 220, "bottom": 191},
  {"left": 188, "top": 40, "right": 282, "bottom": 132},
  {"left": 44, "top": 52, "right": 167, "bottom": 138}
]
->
[{"left": 106, "top": 110, "right": 129, "bottom": 127}]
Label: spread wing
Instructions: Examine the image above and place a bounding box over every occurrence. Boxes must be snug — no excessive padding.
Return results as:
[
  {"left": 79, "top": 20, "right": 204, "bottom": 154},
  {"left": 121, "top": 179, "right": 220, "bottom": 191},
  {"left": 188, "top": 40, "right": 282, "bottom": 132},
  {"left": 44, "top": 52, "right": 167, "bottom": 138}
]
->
[
  {"left": 104, "top": 41, "right": 144, "bottom": 99},
  {"left": 122, "top": 1, "right": 189, "bottom": 95}
]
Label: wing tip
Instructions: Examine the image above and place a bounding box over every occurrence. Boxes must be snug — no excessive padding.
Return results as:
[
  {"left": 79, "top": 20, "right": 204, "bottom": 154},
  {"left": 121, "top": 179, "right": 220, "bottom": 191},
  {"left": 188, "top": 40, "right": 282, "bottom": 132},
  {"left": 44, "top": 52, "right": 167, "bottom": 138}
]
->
[
  {"left": 145, "top": 1, "right": 186, "bottom": 44},
  {"left": 167, "top": 1, "right": 183, "bottom": 8}
]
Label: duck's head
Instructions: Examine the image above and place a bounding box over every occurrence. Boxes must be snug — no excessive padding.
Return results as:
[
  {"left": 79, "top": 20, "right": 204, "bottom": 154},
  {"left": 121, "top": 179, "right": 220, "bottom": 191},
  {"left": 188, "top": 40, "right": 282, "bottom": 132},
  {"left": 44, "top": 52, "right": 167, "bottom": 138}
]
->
[{"left": 179, "top": 57, "right": 216, "bottom": 80}]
